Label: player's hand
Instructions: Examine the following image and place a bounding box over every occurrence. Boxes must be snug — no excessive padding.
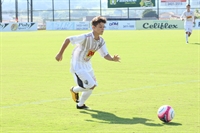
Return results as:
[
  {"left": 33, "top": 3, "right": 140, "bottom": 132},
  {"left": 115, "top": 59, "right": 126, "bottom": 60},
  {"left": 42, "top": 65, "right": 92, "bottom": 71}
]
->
[
  {"left": 113, "top": 55, "right": 120, "bottom": 62},
  {"left": 55, "top": 53, "right": 63, "bottom": 61}
]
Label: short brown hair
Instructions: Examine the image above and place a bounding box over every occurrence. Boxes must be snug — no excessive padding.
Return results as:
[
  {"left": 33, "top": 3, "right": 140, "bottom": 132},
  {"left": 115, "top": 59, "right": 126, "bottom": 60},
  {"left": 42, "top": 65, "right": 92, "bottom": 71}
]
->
[
  {"left": 91, "top": 16, "right": 107, "bottom": 27},
  {"left": 186, "top": 4, "right": 190, "bottom": 7}
]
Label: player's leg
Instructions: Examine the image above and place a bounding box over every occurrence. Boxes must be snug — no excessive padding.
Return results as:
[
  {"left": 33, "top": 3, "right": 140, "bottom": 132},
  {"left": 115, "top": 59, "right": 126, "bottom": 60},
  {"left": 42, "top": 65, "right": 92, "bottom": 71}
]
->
[
  {"left": 72, "top": 70, "right": 97, "bottom": 109},
  {"left": 185, "top": 25, "right": 189, "bottom": 43},
  {"left": 76, "top": 70, "right": 96, "bottom": 109},
  {"left": 77, "top": 89, "right": 93, "bottom": 109},
  {"left": 70, "top": 86, "right": 80, "bottom": 103},
  {"left": 70, "top": 73, "right": 91, "bottom": 103},
  {"left": 188, "top": 25, "right": 193, "bottom": 37},
  {"left": 185, "top": 32, "right": 189, "bottom": 43},
  {"left": 188, "top": 32, "right": 191, "bottom": 37},
  {"left": 70, "top": 74, "right": 85, "bottom": 103}
]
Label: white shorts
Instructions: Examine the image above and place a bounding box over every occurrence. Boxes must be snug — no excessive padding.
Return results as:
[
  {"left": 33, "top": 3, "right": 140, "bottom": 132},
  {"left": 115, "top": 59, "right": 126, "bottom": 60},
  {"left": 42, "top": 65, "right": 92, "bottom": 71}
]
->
[
  {"left": 184, "top": 24, "right": 193, "bottom": 33},
  {"left": 72, "top": 70, "right": 97, "bottom": 89}
]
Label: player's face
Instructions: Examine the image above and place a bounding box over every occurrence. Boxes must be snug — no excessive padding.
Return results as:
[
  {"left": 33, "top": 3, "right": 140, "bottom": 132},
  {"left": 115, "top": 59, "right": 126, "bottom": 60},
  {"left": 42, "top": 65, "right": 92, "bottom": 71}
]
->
[
  {"left": 186, "top": 5, "right": 190, "bottom": 11},
  {"left": 93, "top": 22, "right": 105, "bottom": 35}
]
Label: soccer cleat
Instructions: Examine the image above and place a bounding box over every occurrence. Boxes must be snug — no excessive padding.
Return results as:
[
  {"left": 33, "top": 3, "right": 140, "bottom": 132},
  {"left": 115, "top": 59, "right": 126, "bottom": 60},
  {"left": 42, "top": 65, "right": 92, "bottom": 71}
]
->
[
  {"left": 76, "top": 104, "right": 90, "bottom": 110},
  {"left": 70, "top": 87, "right": 79, "bottom": 103}
]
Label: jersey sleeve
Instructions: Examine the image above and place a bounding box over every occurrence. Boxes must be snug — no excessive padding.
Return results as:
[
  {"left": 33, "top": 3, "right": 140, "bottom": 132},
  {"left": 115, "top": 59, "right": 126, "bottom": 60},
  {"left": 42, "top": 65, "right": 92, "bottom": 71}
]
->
[
  {"left": 98, "top": 43, "right": 109, "bottom": 57},
  {"left": 180, "top": 11, "right": 185, "bottom": 19},
  {"left": 192, "top": 11, "right": 195, "bottom": 22},
  {"left": 67, "top": 34, "right": 86, "bottom": 45}
]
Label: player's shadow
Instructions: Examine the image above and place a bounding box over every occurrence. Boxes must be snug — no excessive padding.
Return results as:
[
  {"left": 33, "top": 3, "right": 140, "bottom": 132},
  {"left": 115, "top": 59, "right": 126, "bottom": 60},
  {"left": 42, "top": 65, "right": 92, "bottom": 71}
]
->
[
  {"left": 80, "top": 109, "right": 163, "bottom": 126},
  {"left": 190, "top": 42, "right": 200, "bottom": 45}
]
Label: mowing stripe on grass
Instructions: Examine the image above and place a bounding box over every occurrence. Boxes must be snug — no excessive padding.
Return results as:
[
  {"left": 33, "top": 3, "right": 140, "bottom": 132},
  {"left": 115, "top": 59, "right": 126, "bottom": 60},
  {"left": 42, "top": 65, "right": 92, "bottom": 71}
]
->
[{"left": 1, "top": 79, "right": 199, "bottom": 109}]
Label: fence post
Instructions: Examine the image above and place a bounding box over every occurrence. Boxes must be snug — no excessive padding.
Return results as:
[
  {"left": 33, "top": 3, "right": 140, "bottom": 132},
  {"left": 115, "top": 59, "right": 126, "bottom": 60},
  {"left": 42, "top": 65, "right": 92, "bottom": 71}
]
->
[
  {"left": 15, "top": 0, "right": 18, "bottom": 22},
  {"left": 69, "top": 0, "right": 70, "bottom": 21},
  {"left": 128, "top": 7, "right": 129, "bottom": 18},
  {"left": 52, "top": 0, "right": 54, "bottom": 21},
  {"left": 157, "top": 0, "right": 159, "bottom": 20},
  {"left": 30, "top": 0, "right": 33, "bottom": 22},
  {"left": 0, "top": 0, "right": 2, "bottom": 22},
  {"left": 27, "top": 0, "right": 29, "bottom": 22}
]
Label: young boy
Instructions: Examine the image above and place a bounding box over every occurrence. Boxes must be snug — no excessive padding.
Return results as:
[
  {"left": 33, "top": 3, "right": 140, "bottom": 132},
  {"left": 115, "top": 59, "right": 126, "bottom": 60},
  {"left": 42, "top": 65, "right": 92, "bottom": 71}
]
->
[
  {"left": 55, "top": 16, "right": 120, "bottom": 109},
  {"left": 180, "top": 4, "right": 195, "bottom": 44}
]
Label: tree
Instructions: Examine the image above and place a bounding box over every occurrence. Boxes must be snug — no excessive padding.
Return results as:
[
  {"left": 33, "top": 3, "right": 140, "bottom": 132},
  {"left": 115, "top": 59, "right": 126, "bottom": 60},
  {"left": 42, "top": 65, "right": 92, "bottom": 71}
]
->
[
  {"left": 195, "top": 9, "right": 200, "bottom": 19},
  {"left": 142, "top": 9, "right": 158, "bottom": 18}
]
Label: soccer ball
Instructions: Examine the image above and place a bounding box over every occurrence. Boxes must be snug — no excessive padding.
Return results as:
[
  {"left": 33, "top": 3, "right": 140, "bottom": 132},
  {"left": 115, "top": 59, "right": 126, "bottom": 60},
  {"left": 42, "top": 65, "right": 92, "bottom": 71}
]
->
[{"left": 157, "top": 105, "right": 175, "bottom": 123}]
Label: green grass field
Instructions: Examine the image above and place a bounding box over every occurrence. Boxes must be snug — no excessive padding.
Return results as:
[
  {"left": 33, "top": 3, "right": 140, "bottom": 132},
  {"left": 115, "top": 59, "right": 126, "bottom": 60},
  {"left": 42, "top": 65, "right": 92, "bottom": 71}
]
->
[{"left": 0, "top": 30, "right": 200, "bottom": 133}]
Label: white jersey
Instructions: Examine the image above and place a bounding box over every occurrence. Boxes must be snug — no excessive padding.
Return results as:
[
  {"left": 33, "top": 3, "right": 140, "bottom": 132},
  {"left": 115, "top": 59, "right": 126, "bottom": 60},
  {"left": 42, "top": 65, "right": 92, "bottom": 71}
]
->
[
  {"left": 180, "top": 10, "right": 195, "bottom": 25},
  {"left": 68, "top": 32, "right": 109, "bottom": 72}
]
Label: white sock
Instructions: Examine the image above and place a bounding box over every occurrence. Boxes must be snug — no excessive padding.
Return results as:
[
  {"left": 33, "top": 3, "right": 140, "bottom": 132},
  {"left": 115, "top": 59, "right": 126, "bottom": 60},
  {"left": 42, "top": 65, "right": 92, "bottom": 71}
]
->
[
  {"left": 72, "top": 86, "right": 84, "bottom": 93},
  {"left": 78, "top": 90, "right": 92, "bottom": 106},
  {"left": 185, "top": 34, "right": 188, "bottom": 42}
]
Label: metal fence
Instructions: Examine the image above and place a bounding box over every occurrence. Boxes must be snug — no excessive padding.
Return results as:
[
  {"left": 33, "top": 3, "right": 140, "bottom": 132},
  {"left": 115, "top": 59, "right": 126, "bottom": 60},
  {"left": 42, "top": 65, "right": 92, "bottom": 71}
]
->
[{"left": 1, "top": 0, "right": 200, "bottom": 24}]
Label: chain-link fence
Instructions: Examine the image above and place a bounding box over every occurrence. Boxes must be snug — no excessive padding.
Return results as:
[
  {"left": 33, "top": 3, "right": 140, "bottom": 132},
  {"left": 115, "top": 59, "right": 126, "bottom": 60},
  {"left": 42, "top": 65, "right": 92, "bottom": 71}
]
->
[{"left": 1, "top": 0, "right": 200, "bottom": 25}]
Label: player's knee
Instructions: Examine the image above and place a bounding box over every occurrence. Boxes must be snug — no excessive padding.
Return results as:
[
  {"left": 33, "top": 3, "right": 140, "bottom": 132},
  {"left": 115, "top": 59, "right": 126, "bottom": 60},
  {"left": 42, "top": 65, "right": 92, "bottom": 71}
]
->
[
  {"left": 90, "top": 85, "right": 96, "bottom": 90},
  {"left": 85, "top": 84, "right": 96, "bottom": 90}
]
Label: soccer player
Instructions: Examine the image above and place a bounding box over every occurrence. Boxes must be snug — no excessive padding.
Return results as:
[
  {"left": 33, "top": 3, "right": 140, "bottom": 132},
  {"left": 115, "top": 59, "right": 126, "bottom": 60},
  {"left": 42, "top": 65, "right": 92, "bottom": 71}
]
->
[
  {"left": 55, "top": 16, "right": 120, "bottom": 109},
  {"left": 180, "top": 4, "right": 195, "bottom": 44}
]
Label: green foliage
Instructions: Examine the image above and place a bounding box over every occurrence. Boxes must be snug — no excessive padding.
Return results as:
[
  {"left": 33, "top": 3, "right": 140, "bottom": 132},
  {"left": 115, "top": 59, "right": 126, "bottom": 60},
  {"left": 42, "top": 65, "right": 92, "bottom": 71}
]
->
[
  {"left": 195, "top": 9, "right": 200, "bottom": 19},
  {"left": 142, "top": 9, "right": 158, "bottom": 18}
]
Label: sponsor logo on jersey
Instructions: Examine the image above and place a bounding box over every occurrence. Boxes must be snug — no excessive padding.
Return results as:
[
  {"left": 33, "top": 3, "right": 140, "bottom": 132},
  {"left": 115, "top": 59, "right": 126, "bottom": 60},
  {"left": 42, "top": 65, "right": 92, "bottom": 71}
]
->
[
  {"left": 84, "top": 50, "right": 96, "bottom": 61},
  {"left": 187, "top": 16, "right": 192, "bottom": 19},
  {"left": 86, "top": 50, "right": 95, "bottom": 57}
]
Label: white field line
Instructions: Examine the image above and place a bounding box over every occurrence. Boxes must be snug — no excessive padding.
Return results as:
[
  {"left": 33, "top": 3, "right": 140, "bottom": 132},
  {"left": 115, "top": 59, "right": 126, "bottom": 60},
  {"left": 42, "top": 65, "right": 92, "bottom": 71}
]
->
[{"left": 1, "top": 80, "right": 199, "bottom": 109}]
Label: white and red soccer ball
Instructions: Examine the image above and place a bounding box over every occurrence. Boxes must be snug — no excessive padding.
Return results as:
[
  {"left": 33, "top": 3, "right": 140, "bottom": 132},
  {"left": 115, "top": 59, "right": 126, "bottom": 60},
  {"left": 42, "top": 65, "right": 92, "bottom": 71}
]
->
[{"left": 157, "top": 105, "right": 175, "bottom": 123}]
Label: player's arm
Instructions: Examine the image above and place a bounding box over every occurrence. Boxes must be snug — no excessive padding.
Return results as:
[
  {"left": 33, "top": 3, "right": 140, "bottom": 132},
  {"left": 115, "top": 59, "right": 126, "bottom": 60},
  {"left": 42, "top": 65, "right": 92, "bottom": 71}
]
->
[
  {"left": 104, "top": 54, "right": 120, "bottom": 62},
  {"left": 98, "top": 41, "right": 120, "bottom": 62},
  {"left": 180, "top": 12, "right": 185, "bottom": 21},
  {"left": 55, "top": 34, "right": 85, "bottom": 61},
  {"left": 55, "top": 38, "right": 70, "bottom": 61},
  {"left": 193, "top": 13, "right": 195, "bottom": 24}
]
